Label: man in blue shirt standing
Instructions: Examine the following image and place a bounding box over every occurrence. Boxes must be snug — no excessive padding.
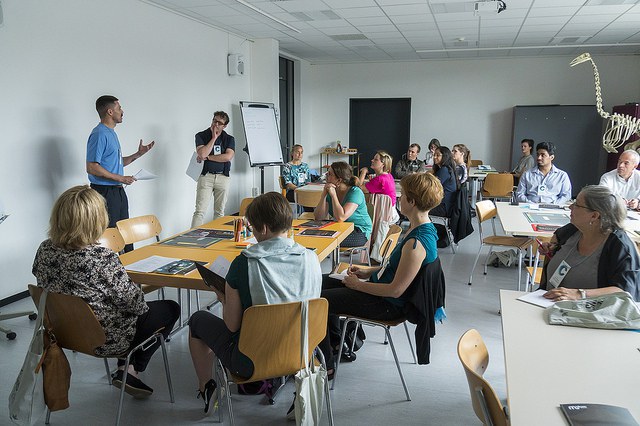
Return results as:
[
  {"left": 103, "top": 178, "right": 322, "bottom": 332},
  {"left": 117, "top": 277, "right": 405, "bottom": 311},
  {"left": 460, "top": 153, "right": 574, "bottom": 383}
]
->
[
  {"left": 86, "top": 95, "right": 155, "bottom": 250},
  {"left": 516, "top": 141, "right": 572, "bottom": 205}
]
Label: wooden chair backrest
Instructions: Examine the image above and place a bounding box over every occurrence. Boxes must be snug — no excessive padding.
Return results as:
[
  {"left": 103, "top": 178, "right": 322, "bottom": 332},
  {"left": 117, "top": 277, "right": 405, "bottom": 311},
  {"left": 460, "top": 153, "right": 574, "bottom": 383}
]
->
[
  {"left": 28, "top": 285, "right": 106, "bottom": 356},
  {"left": 470, "top": 159, "right": 483, "bottom": 167},
  {"left": 239, "top": 198, "right": 254, "bottom": 217},
  {"left": 294, "top": 189, "right": 323, "bottom": 209},
  {"left": 482, "top": 174, "right": 514, "bottom": 197},
  {"left": 379, "top": 224, "right": 402, "bottom": 262},
  {"left": 457, "top": 329, "right": 508, "bottom": 426},
  {"left": 237, "top": 298, "right": 328, "bottom": 383},
  {"left": 475, "top": 200, "right": 497, "bottom": 224},
  {"left": 278, "top": 176, "right": 287, "bottom": 197},
  {"left": 116, "top": 215, "right": 162, "bottom": 245},
  {"left": 98, "top": 227, "right": 126, "bottom": 253}
]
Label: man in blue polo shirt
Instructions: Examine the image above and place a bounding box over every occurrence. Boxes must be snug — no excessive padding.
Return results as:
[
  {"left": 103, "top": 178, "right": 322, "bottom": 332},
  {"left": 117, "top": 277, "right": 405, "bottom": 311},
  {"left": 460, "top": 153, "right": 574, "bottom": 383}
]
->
[
  {"left": 86, "top": 95, "right": 155, "bottom": 250},
  {"left": 191, "top": 111, "right": 236, "bottom": 227},
  {"left": 516, "top": 141, "right": 572, "bottom": 205}
]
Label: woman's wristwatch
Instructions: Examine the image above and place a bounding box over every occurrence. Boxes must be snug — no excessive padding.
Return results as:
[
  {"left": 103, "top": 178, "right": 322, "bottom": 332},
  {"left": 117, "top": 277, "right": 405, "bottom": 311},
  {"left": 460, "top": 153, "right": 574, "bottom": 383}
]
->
[{"left": 578, "top": 289, "right": 587, "bottom": 299}]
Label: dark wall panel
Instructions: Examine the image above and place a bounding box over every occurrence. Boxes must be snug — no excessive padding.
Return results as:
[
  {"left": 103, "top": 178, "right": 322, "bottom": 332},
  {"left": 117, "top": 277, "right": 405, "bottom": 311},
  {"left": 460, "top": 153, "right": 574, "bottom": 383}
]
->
[{"left": 349, "top": 98, "right": 411, "bottom": 175}]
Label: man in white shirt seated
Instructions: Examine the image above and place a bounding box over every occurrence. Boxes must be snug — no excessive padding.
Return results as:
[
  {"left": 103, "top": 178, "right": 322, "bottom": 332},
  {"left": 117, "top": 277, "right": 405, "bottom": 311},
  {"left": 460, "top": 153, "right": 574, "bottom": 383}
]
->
[
  {"left": 516, "top": 141, "right": 572, "bottom": 205},
  {"left": 599, "top": 149, "right": 640, "bottom": 209}
]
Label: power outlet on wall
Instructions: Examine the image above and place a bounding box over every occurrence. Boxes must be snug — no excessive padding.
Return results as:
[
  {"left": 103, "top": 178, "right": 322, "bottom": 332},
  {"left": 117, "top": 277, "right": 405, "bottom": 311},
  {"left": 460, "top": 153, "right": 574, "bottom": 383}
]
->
[{"left": 252, "top": 187, "right": 258, "bottom": 197}]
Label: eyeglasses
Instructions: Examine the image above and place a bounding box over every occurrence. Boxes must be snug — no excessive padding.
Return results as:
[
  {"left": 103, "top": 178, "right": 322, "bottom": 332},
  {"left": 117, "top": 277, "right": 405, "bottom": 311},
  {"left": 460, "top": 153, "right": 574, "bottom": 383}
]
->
[
  {"left": 213, "top": 119, "right": 226, "bottom": 126},
  {"left": 569, "top": 201, "right": 593, "bottom": 211}
]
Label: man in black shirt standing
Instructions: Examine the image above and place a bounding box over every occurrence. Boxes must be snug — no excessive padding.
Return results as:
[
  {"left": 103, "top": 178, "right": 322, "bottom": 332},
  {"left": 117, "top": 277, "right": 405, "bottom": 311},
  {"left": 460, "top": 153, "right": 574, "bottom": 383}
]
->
[{"left": 191, "top": 111, "right": 235, "bottom": 227}]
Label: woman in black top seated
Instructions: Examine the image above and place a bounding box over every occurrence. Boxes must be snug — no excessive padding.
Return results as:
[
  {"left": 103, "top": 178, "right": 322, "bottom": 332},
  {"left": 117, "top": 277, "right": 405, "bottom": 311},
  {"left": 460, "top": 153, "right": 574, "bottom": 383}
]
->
[
  {"left": 539, "top": 185, "right": 639, "bottom": 302},
  {"left": 430, "top": 146, "right": 457, "bottom": 217}
]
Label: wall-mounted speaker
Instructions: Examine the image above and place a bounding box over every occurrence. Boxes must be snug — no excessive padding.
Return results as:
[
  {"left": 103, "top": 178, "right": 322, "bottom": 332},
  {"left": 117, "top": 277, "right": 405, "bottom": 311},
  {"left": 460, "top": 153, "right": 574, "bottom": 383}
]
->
[{"left": 227, "top": 54, "right": 245, "bottom": 76}]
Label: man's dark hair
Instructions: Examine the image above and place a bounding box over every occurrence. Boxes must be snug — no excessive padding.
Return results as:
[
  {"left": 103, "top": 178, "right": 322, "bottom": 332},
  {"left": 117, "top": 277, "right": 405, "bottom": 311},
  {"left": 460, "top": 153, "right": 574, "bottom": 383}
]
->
[
  {"left": 536, "top": 141, "right": 556, "bottom": 156},
  {"left": 214, "top": 111, "right": 230, "bottom": 125},
  {"left": 409, "top": 143, "right": 421, "bottom": 152},
  {"left": 96, "top": 95, "right": 118, "bottom": 119},
  {"left": 245, "top": 192, "right": 292, "bottom": 235},
  {"left": 521, "top": 138, "right": 534, "bottom": 149}
]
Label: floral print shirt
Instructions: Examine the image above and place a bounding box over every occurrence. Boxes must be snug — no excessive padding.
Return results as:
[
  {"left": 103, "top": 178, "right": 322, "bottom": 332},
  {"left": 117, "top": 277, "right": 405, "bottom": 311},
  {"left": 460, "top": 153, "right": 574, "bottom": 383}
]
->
[{"left": 32, "top": 239, "right": 148, "bottom": 356}]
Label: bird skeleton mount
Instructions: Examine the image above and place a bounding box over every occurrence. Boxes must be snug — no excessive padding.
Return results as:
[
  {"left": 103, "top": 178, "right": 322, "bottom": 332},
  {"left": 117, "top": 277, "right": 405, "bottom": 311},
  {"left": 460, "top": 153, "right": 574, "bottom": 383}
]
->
[{"left": 570, "top": 52, "right": 640, "bottom": 153}]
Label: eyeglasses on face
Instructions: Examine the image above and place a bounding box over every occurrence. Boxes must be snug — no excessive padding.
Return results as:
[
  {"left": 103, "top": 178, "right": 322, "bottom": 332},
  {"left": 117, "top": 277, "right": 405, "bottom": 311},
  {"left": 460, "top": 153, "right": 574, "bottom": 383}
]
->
[
  {"left": 213, "top": 119, "right": 226, "bottom": 126},
  {"left": 569, "top": 201, "right": 593, "bottom": 211}
]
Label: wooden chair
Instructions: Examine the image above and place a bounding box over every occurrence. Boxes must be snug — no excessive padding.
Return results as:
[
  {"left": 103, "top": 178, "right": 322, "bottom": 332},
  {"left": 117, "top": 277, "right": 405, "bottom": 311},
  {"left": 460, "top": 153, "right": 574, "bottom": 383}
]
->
[
  {"left": 376, "top": 224, "right": 402, "bottom": 265},
  {"left": 278, "top": 176, "right": 288, "bottom": 197},
  {"left": 239, "top": 197, "right": 254, "bottom": 216},
  {"left": 115, "top": 215, "right": 162, "bottom": 248},
  {"left": 480, "top": 173, "right": 514, "bottom": 201},
  {"left": 330, "top": 258, "right": 446, "bottom": 401},
  {"left": 28, "top": 285, "right": 174, "bottom": 426},
  {"left": 457, "top": 329, "right": 509, "bottom": 426},
  {"left": 468, "top": 201, "right": 531, "bottom": 291},
  {"left": 98, "top": 227, "right": 126, "bottom": 254},
  {"left": 470, "top": 159, "right": 484, "bottom": 167},
  {"left": 215, "top": 299, "right": 334, "bottom": 425}
]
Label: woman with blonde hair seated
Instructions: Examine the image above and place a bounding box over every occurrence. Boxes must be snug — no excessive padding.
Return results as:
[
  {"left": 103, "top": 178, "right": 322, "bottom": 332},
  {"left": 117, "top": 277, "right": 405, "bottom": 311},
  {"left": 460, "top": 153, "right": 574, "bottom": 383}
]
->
[
  {"left": 357, "top": 150, "right": 397, "bottom": 205},
  {"left": 32, "top": 185, "right": 180, "bottom": 397},
  {"left": 540, "top": 185, "right": 640, "bottom": 302}
]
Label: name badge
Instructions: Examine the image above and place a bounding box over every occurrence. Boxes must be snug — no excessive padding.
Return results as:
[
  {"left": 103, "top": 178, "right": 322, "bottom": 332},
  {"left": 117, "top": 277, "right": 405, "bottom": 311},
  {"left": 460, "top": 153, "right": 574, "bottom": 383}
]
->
[
  {"left": 539, "top": 184, "right": 547, "bottom": 193},
  {"left": 213, "top": 145, "right": 222, "bottom": 155},
  {"left": 298, "top": 172, "right": 307, "bottom": 184},
  {"left": 548, "top": 260, "right": 571, "bottom": 288}
]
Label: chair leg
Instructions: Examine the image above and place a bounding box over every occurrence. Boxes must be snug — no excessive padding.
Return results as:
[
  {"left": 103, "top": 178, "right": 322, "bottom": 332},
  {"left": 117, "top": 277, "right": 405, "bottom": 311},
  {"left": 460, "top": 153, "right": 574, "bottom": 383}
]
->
[
  {"left": 516, "top": 250, "right": 523, "bottom": 291},
  {"left": 104, "top": 358, "right": 112, "bottom": 384},
  {"left": 468, "top": 244, "right": 484, "bottom": 285},
  {"left": 159, "top": 334, "right": 175, "bottom": 403},
  {"left": 385, "top": 327, "right": 411, "bottom": 401},
  {"left": 483, "top": 245, "right": 495, "bottom": 275},
  {"left": 330, "top": 318, "right": 351, "bottom": 390},
  {"left": 214, "top": 359, "right": 225, "bottom": 424},
  {"left": 115, "top": 356, "right": 132, "bottom": 426},
  {"left": 195, "top": 290, "right": 201, "bottom": 311},
  {"left": 45, "top": 407, "right": 51, "bottom": 424},
  {"left": 403, "top": 322, "right": 417, "bottom": 364}
]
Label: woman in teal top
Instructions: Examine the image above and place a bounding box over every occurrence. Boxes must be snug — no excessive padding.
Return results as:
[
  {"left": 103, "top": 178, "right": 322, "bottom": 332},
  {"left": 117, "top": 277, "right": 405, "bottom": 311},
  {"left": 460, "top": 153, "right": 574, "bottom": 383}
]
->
[
  {"left": 319, "top": 172, "right": 443, "bottom": 372},
  {"left": 314, "top": 161, "right": 372, "bottom": 247}
]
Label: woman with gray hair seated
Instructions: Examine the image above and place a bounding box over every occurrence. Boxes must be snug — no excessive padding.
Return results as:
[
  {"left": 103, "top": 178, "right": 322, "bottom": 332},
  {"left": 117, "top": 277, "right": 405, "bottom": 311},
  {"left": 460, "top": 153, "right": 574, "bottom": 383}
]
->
[{"left": 539, "top": 185, "right": 640, "bottom": 302}]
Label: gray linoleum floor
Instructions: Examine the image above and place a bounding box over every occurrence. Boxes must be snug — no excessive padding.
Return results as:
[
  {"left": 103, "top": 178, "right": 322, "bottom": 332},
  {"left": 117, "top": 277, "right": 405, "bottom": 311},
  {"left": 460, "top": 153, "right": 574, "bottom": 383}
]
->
[{"left": 0, "top": 219, "right": 523, "bottom": 425}]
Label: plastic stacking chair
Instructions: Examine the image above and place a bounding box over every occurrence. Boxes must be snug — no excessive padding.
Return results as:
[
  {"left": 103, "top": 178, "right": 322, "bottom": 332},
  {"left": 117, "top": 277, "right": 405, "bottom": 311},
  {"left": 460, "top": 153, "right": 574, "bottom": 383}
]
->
[
  {"left": 28, "top": 285, "right": 174, "bottom": 426},
  {"left": 294, "top": 187, "right": 323, "bottom": 219},
  {"left": 239, "top": 197, "right": 254, "bottom": 216},
  {"left": 214, "top": 299, "right": 334, "bottom": 426},
  {"left": 480, "top": 173, "right": 514, "bottom": 201},
  {"left": 470, "top": 159, "right": 484, "bottom": 167},
  {"left": 525, "top": 236, "right": 551, "bottom": 292},
  {"left": 457, "top": 329, "right": 509, "bottom": 426},
  {"left": 468, "top": 201, "right": 531, "bottom": 291},
  {"left": 278, "top": 176, "right": 288, "bottom": 197}
]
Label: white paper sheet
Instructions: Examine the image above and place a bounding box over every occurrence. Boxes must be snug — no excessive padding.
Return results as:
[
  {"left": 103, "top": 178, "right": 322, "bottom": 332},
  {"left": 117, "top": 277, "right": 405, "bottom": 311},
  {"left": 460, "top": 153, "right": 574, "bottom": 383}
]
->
[
  {"left": 133, "top": 168, "right": 158, "bottom": 181},
  {"left": 125, "top": 255, "right": 179, "bottom": 273},
  {"left": 186, "top": 152, "right": 203, "bottom": 182},
  {"left": 328, "top": 269, "right": 367, "bottom": 282},
  {"left": 516, "top": 289, "right": 555, "bottom": 308},
  {"left": 209, "top": 256, "right": 231, "bottom": 277}
]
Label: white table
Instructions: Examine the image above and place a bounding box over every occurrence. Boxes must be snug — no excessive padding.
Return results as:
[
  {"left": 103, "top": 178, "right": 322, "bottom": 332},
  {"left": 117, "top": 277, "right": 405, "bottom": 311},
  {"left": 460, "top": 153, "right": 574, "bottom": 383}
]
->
[
  {"left": 495, "top": 202, "right": 570, "bottom": 237},
  {"left": 500, "top": 290, "right": 640, "bottom": 425}
]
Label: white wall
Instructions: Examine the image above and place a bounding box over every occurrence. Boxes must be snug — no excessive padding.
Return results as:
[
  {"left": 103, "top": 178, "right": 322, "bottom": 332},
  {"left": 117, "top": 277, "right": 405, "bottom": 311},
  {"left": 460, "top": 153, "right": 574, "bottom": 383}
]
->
[
  {"left": 299, "top": 55, "right": 640, "bottom": 171},
  {"left": 0, "top": 0, "right": 278, "bottom": 299}
]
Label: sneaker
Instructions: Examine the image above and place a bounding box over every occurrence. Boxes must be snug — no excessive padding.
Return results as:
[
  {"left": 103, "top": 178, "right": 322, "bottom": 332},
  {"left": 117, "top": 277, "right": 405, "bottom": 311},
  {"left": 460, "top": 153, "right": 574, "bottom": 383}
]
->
[
  {"left": 286, "top": 392, "right": 296, "bottom": 421},
  {"left": 111, "top": 370, "right": 153, "bottom": 398},
  {"left": 197, "top": 379, "right": 217, "bottom": 414}
]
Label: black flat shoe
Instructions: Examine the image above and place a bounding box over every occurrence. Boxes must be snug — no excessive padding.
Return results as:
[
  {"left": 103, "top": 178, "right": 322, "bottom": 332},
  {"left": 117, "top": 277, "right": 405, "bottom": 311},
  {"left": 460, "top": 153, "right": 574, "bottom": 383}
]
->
[
  {"left": 197, "top": 379, "right": 217, "bottom": 414},
  {"left": 112, "top": 370, "right": 153, "bottom": 398}
]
